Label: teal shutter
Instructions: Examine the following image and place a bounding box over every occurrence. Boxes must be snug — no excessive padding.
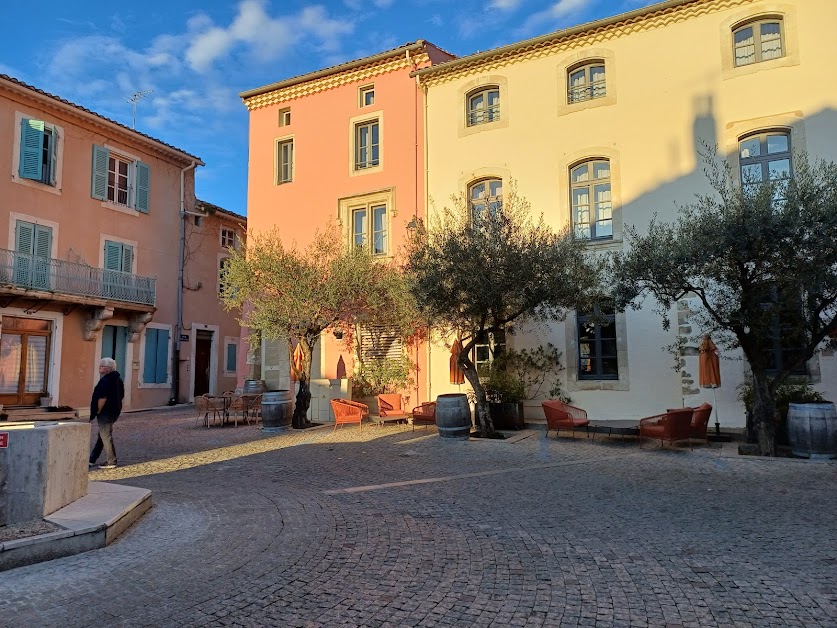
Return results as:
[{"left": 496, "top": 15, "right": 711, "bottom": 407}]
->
[
  {"left": 14, "top": 221, "right": 35, "bottom": 286},
  {"left": 104, "top": 241, "right": 121, "bottom": 270},
  {"left": 91, "top": 145, "right": 109, "bottom": 200},
  {"left": 32, "top": 225, "right": 52, "bottom": 290},
  {"left": 101, "top": 326, "right": 115, "bottom": 359},
  {"left": 19, "top": 119, "right": 44, "bottom": 181},
  {"left": 114, "top": 327, "right": 127, "bottom": 375},
  {"left": 47, "top": 128, "right": 57, "bottom": 185},
  {"left": 143, "top": 328, "right": 158, "bottom": 383},
  {"left": 226, "top": 343, "right": 237, "bottom": 372},
  {"left": 120, "top": 244, "right": 133, "bottom": 273},
  {"left": 135, "top": 161, "right": 150, "bottom": 213},
  {"left": 155, "top": 329, "right": 169, "bottom": 383},
  {"left": 34, "top": 225, "right": 51, "bottom": 258}
]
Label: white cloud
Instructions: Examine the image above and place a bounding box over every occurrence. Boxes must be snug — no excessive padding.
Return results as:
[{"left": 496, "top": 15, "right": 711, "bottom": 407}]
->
[
  {"left": 488, "top": 0, "right": 523, "bottom": 10},
  {"left": 185, "top": 0, "right": 353, "bottom": 72},
  {"left": 518, "top": 0, "right": 594, "bottom": 35}
]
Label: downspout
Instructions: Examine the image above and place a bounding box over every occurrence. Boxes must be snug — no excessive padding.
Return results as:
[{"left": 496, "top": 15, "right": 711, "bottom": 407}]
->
[
  {"left": 173, "top": 160, "right": 198, "bottom": 403},
  {"left": 421, "top": 76, "right": 432, "bottom": 402},
  {"left": 407, "top": 48, "right": 425, "bottom": 404}
]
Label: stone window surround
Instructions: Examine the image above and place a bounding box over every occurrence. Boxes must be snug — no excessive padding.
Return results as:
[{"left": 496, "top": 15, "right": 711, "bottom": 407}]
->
[
  {"left": 723, "top": 112, "right": 806, "bottom": 187},
  {"left": 565, "top": 309, "right": 630, "bottom": 392},
  {"left": 348, "top": 109, "right": 384, "bottom": 177},
  {"left": 274, "top": 134, "right": 294, "bottom": 185},
  {"left": 11, "top": 111, "right": 65, "bottom": 195},
  {"left": 719, "top": 3, "right": 799, "bottom": 80},
  {"left": 556, "top": 48, "right": 617, "bottom": 117},
  {"left": 337, "top": 187, "right": 396, "bottom": 259},
  {"left": 138, "top": 322, "right": 173, "bottom": 389},
  {"left": 457, "top": 75, "right": 509, "bottom": 138}
]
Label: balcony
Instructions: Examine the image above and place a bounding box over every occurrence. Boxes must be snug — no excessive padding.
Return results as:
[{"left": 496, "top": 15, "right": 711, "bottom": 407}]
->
[{"left": 0, "top": 248, "right": 156, "bottom": 310}]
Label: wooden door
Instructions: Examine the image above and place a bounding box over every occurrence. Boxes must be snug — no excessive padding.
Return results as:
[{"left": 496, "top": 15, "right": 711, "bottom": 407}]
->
[
  {"left": 194, "top": 331, "right": 213, "bottom": 397},
  {"left": 0, "top": 317, "right": 51, "bottom": 406}
]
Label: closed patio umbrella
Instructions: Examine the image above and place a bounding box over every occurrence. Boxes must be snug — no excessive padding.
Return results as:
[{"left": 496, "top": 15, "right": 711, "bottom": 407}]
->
[
  {"left": 450, "top": 338, "right": 465, "bottom": 385},
  {"left": 290, "top": 343, "right": 304, "bottom": 382},
  {"left": 699, "top": 335, "right": 721, "bottom": 435}
]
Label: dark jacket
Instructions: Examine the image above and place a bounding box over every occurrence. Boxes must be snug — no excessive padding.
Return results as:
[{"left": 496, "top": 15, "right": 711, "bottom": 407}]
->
[{"left": 90, "top": 370, "right": 124, "bottom": 422}]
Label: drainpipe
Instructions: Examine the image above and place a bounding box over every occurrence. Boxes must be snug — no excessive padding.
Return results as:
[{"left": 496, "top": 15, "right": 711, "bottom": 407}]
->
[{"left": 173, "top": 160, "right": 198, "bottom": 403}]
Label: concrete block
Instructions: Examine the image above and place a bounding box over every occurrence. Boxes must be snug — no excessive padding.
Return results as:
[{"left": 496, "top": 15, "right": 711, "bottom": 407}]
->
[{"left": 0, "top": 421, "right": 89, "bottom": 525}]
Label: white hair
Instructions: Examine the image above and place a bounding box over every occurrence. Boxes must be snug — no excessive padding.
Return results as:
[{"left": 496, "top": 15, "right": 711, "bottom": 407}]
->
[{"left": 99, "top": 358, "right": 117, "bottom": 371}]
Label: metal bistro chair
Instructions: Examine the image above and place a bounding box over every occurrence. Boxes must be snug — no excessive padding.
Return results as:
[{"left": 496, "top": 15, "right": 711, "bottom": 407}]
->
[
  {"left": 222, "top": 391, "right": 251, "bottom": 427},
  {"left": 195, "top": 394, "right": 224, "bottom": 428}
]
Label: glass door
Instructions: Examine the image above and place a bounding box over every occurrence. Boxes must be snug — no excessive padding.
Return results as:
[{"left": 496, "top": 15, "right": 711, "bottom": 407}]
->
[{"left": 0, "top": 317, "right": 51, "bottom": 406}]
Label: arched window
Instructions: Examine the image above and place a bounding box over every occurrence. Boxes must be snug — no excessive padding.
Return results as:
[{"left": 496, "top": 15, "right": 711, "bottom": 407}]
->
[
  {"left": 733, "top": 18, "right": 784, "bottom": 66},
  {"left": 739, "top": 130, "right": 791, "bottom": 199},
  {"left": 466, "top": 86, "right": 500, "bottom": 126},
  {"left": 570, "top": 160, "right": 612, "bottom": 240},
  {"left": 567, "top": 61, "right": 606, "bottom": 104},
  {"left": 468, "top": 178, "right": 503, "bottom": 223}
]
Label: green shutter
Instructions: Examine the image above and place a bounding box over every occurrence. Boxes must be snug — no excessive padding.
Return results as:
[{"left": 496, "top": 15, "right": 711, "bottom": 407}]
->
[
  {"left": 101, "top": 326, "right": 115, "bottom": 360},
  {"left": 121, "top": 244, "right": 133, "bottom": 273},
  {"left": 32, "top": 225, "right": 52, "bottom": 290},
  {"left": 19, "top": 119, "right": 44, "bottom": 181},
  {"left": 143, "top": 328, "right": 158, "bottom": 383},
  {"left": 155, "top": 329, "right": 169, "bottom": 383},
  {"left": 15, "top": 221, "right": 35, "bottom": 254},
  {"left": 34, "top": 225, "right": 51, "bottom": 258},
  {"left": 47, "top": 128, "right": 57, "bottom": 185},
  {"left": 135, "top": 161, "right": 150, "bottom": 213},
  {"left": 104, "top": 241, "right": 122, "bottom": 271},
  {"left": 114, "top": 327, "right": 127, "bottom": 375},
  {"left": 91, "top": 145, "right": 109, "bottom": 200},
  {"left": 226, "top": 343, "right": 237, "bottom": 372}
]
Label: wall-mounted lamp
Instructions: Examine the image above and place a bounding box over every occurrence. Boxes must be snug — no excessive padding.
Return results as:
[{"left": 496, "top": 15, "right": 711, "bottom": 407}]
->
[{"left": 406, "top": 216, "right": 423, "bottom": 234}]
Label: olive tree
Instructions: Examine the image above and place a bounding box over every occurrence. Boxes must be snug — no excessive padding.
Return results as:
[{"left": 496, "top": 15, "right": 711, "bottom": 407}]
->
[
  {"left": 404, "top": 185, "right": 602, "bottom": 437},
  {"left": 612, "top": 153, "right": 837, "bottom": 455},
  {"left": 222, "top": 225, "right": 412, "bottom": 428}
]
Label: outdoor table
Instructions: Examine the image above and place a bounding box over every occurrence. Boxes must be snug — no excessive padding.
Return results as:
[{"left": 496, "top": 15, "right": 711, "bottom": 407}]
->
[
  {"left": 370, "top": 413, "right": 408, "bottom": 427},
  {"left": 587, "top": 420, "right": 640, "bottom": 441},
  {"left": 205, "top": 395, "right": 231, "bottom": 426}
]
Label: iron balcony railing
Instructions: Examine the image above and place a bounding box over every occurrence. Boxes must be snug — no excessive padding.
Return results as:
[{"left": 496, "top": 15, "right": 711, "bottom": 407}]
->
[{"left": 0, "top": 248, "right": 156, "bottom": 307}]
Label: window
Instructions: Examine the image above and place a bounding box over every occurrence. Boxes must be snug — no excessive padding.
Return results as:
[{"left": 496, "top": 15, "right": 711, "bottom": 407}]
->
[
  {"left": 468, "top": 178, "right": 503, "bottom": 224},
  {"left": 14, "top": 220, "right": 52, "bottom": 290},
  {"left": 352, "top": 204, "right": 387, "bottom": 255},
  {"left": 568, "top": 62, "right": 606, "bottom": 104},
  {"left": 103, "top": 240, "right": 134, "bottom": 300},
  {"left": 225, "top": 340, "right": 237, "bottom": 374},
  {"left": 91, "top": 145, "right": 150, "bottom": 212},
  {"left": 142, "top": 327, "right": 170, "bottom": 384},
  {"left": 278, "top": 107, "right": 291, "bottom": 126},
  {"left": 359, "top": 85, "right": 375, "bottom": 107},
  {"left": 276, "top": 139, "right": 293, "bottom": 183},
  {"left": 473, "top": 330, "right": 505, "bottom": 373},
  {"left": 193, "top": 215, "right": 203, "bottom": 227},
  {"left": 739, "top": 131, "right": 791, "bottom": 199},
  {"left": 733, "top": 18, "right": 783, "bottom": 66},
  {"left": 765, "top": 287, "right": 806, "bottom": 375},
  {"left": 577, "top": 306, "right": 618, "bottom": 380},
  {"left": 221, "top": 228, "right": 236, "bottom": 249},
  {"left": 218, "top": 257, "right": 231, "bottom": 296},
  {"left": 467, "top": 86, "right": 500, "bottom": 126},
  {"left": 18, "top": 118, "right": 56, "bottom": 185},
  {"left": 354, "top": 120, "right": 379, "bottom": 170},
  {"left": 571, "top": 160, "right": 612, "bottom": 240}
]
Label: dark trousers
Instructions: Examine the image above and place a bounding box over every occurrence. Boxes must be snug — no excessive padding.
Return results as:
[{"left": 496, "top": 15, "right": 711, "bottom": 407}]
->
[{"left": 90, "top": 418, "right": 118, "bottom": 465}]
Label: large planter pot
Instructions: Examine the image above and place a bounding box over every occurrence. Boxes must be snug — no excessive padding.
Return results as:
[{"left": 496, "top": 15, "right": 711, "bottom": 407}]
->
[
  {"left": 261, "top": 390, "right": 294, "bottom": 432},
  {"left": 435, "top": 393, "right": 471, "bottom": 440},
  {"left": 489, "top": 402, "right": 524, "bottom": 430},
  {"left": 787, "top": 402, "right": 837, "bottom": 460}
]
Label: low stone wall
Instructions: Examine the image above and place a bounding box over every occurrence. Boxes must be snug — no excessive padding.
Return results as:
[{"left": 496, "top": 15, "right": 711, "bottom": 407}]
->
[{"left": 0, "top": 421, "right": 89, "bottom": 525}]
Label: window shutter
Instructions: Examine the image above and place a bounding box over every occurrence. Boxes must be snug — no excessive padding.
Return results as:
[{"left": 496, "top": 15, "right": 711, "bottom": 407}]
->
[
  {"left": 143, "top": 328, "right": 158, "bottom": 383},
  {"left": 104, "top": 241, "right": 122, "bottom": 271},
  {"left": 155, "top": 329, "right": 169, "bottom": 383},
  {"left": 226, "top": 343, "right": 237, "bottom": 372},
  {"left": 34, "top": 225, "right": 51, "bottom": 258},
  {"left": 91, "top": 145, "right": 109, "bottom": 200},
  {"left": 121, "top": 244, "right": 133, "bottom": 274},
  {"left": 48, "top": 128, "right": 57, "bottom": 185},
  {"left": 19, "top": 119, "right": 44, "bottom": 181},
  {"left": 15, "top": 221, "right": 35, "bottom": 255},
  {"left": 135, "top": 161, "right": 150, "bottom": 212},
  {"left": 359, "top": 325, "right": 402, "bottom": 361}
]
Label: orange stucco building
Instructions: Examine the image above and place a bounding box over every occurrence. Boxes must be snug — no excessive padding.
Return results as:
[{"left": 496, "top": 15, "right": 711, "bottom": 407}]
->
[
  {"left": 240, "top": 41, "right": 454, "bottom": 419},
  {"left": 0, "top": 74, "right": 244, "bottom": 413}
]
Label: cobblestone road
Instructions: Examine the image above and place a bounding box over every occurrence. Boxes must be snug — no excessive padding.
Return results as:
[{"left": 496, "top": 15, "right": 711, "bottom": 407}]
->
[{"left": 2, "top": 407, "right": 836, "bottom": 627}]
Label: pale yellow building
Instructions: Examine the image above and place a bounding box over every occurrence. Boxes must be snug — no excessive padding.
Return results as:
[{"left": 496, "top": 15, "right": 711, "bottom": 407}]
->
[{"left": 414, "top": 0, "right": 837, "bottom": 425}]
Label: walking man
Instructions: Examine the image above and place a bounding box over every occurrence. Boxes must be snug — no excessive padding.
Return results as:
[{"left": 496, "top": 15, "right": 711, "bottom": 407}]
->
[{"left": 89, "top": 358, "right": 125, "bottom": 469}]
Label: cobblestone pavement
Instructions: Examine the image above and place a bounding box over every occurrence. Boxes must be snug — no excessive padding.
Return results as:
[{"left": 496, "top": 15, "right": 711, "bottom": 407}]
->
[{"left": 2, "top": 407, "right": 836, "bottom": 627}]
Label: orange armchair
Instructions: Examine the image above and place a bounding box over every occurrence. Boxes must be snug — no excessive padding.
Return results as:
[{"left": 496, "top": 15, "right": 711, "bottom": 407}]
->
[
  {"left": 690, "top": 402, "right": 713, "bottom": 442},
  {"left": 639, "top": 408, "right": 694, "bottom": 449},
  {"left": 542, "top": 400, "right": 590, "bottom": 438},
  {"left": 377, "top": 393, "right": 407, "bottom": 420},
  {"left": 411, "top": 402, "right": 436, "bottom": 431},
  {"left": 330, "top": 398, "right": 368, "bottom": 431}
]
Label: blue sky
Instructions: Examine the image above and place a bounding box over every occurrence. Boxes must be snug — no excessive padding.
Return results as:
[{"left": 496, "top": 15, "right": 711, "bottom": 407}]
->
[{"left": 1, "top": 0, "right": 657, "bottom": 213}]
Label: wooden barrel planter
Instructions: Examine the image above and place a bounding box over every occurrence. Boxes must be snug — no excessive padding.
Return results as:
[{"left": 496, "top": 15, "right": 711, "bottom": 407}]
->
[
  {"left": 435, "top": 393, "right": 471, "bottom": 440},
  {"left": 787, "top": 402, "right": 837, "bottom": 460},
  {"left": 243, "top": 379, "right": 268, "bottom": 395},
  {"left": 261, "top": 390, "right": 294, "bottom": 432}
]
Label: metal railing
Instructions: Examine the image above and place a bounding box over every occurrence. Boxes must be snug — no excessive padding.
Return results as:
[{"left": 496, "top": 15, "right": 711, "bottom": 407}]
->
[
  {"left": 0, "top": 248, "right": 156, "bottom": 306},
  {"left": 467, "top": 104, "right": 501, "bottom": 126},
  {"left": 568, "top": 81, "right": 606, "bottom": 104}
]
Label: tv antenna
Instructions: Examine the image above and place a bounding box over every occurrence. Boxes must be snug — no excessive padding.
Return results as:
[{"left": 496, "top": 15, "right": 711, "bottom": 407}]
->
[{"left": 125, "top": 89, "right": 154, "bottom": 129}]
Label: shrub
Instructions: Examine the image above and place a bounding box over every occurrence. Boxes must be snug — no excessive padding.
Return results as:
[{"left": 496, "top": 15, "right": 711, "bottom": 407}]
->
[
  {"left": 352, "top": 356, "right": 414, "bottom": 397},
  {"left": 738, "top": 379, "right": 825, "bottom": 445}
]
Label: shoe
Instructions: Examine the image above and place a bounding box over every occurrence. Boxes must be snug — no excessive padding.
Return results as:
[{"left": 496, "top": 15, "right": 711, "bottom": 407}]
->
[
  {"left": 98, "top": 463, "right": 118, "bottom": 469},
  {"left": 88, "top": 462, "right": 96, "bottom": 468}
]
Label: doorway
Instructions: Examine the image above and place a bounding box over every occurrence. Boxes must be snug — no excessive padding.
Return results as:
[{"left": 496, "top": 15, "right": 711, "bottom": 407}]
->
[
  {"left": 0, "top": 317, "right": 51, "bottom": 406},
  {"left": 101, "top": 325, "right": 128, "bottom": 376},
  {"left": 194, "top": 330, "right": 213, "bottom": 396}
]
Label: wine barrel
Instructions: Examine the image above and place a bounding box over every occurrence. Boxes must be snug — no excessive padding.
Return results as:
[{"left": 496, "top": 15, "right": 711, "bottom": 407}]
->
[
  {"left": 435, "top": 393, "right": 471, "bottom": 439},
  {"left": 262, "top": 390, "right": 294, "bottom": 432},
  {"left": 243, "top": 379, "right": 268, "bottom": 395},
  {"left": 787, "top": 402, "right": 837, "bottom": 460}
]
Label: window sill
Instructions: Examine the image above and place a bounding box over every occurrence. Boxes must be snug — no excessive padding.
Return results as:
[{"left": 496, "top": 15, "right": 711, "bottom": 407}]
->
[
  {"left": 722, "top": 54, "right": 799, "bottom": 80},
  {"left": 12, "top": 175, "right": 62, "bottom": 196},
  {"left": 460, "top": 118, "right": 508, "bottom": 138},
  {"left": 580, "top": 237, "right": 622, "bottom": 251},
  {"left": 351, "top": 164, "right": 383, "bottom": 177},
  {"left": 138, "top": 382, "right": 170, "bottom": 389},
  {"left": 558, "top": 93, "right": 617, "bottom": 117},
  {"left": 100, "top": 201, "right": 142, "bottom": 217}
]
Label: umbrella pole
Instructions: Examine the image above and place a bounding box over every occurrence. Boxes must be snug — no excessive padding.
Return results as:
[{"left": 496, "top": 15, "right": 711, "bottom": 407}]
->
[{"left": 712, "top": 385, "right": 720, "bottom": 436}]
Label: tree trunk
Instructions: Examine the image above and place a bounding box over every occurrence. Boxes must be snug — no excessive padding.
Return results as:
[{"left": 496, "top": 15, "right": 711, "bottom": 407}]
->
[
  {"left": 751, "top": 370, "right": 777, "bottom": 456},
  {"left": 291, "top": 337, "right": 318, "bottom": 429},
  {"left": 461, "top": 361, "right": 495, "bottom": 437}
]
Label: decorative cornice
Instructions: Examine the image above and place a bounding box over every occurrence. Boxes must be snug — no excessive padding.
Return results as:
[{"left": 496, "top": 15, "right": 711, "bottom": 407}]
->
[
  {"left": 416, "top": 0, "right": 755, "bottom": 87},
  {"left": 243, "top": 53, "right": 430, "bottom": 110}
]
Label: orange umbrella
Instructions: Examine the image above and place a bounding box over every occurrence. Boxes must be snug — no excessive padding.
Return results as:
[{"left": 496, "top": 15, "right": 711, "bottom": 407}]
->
[
  {"left": 450, "top": 338, "right": 465, "bottom": 385},
  {"left": 699, "top": 335, "right": 721, "bottom": 387},
  {"left": 290, "top": 343, "right": 304, "bottom": 382}
]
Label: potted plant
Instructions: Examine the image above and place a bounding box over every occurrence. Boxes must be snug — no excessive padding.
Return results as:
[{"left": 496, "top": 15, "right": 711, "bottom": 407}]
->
[
  {"left": 482, "top": 366, "right": 526, "bottom": 430},
  {"left": 351, "top": 355, "right": 414, "bottom": 414},
  {"left": 738, "top": 378, "right": 825, "bottom": 446},
  {"left": 40, "top": 393, "right": 53, "bottom": 408}
]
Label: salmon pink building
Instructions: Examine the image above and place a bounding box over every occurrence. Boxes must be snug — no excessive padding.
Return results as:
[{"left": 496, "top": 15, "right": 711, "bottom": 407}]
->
[{"left": 240, "top": 41, "right": 454, "bottom": 420}]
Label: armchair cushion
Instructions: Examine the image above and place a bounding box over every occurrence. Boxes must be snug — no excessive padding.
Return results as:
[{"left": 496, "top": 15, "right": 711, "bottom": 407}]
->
[
  {"left": 330, "top": 398, "right": 367, "bottom": 431},
  {"left": 639, "top": 408, "right": 693, "bottom": 447},
  {"left": 378, "top": 393, "right": 406, "bottom": 418},
  {"left": 690, "top": 402, "right": 713, "bottom": 440}
]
